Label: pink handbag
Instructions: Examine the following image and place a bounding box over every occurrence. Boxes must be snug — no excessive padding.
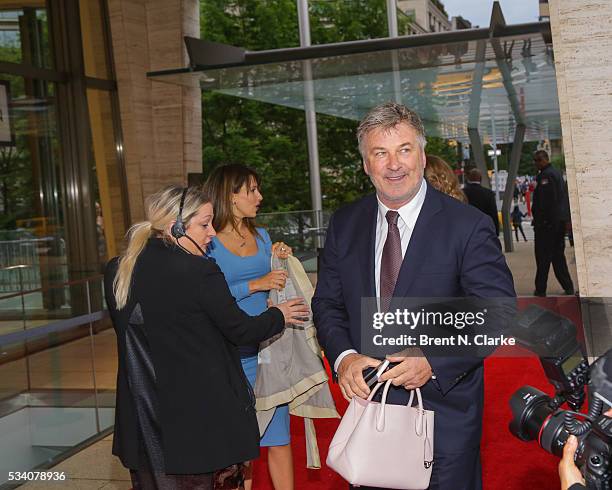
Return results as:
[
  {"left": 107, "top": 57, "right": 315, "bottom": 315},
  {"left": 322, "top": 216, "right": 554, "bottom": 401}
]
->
[{"left": 326, "top": 380, "right": 434, "bottom": 489}]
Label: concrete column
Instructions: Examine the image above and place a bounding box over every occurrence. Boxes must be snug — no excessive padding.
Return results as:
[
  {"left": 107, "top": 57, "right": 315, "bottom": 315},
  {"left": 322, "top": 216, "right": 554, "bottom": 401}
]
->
[
  {"left": 107, "top": 0, "right": 201, "bottom": 222},
  {"left": 549, "top": 0, "right": 612, "bottom": 297},
  {"left": 467, "top": 128, "right": 491, "bottom": 189}
]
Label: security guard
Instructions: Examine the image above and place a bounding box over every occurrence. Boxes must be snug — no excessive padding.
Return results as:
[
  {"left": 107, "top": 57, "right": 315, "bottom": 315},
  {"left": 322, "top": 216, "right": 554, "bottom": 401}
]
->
[{"left": 532, "top": 150, "right": 574, "bottom": 296}]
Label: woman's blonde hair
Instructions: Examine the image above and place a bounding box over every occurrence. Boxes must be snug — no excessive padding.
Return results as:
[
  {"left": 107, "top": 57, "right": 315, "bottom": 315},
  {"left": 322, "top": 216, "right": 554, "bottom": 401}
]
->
[
  {"left": 425, "top": 155, "right": 468, "bottom": 204},
  {"left": 113, "top": 185, "right": 210, "bottom": 309}
]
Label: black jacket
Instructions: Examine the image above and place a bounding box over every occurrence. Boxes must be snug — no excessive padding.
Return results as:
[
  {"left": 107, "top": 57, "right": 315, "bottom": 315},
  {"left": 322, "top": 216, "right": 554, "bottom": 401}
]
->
[
  {"left": 313, "top": 188, "right": 515, "bottom": 456},
  {"left": 463, "top": 182, "right": 500, "bottom": 235},
  {"left": 532, "top": 163, "right": 570, "bottom": 227},
  {"left": 511, "top": 205, "right": 525, "bottom": 225},
  {"left": 104, "top": 238, "right": 284, "bottom": 474}
]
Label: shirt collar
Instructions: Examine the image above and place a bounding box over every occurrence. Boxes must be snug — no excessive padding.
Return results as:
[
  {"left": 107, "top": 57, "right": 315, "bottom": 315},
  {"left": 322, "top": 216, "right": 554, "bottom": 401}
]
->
[{"left": 376, "top": 178, "right": 427, "bottom": 230}]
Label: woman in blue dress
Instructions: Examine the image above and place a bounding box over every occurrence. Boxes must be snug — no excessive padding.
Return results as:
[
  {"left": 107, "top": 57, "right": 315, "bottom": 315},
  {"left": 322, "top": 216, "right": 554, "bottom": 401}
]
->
[{"left": 205, "top": 164, "right": 294, "bottom": 490}]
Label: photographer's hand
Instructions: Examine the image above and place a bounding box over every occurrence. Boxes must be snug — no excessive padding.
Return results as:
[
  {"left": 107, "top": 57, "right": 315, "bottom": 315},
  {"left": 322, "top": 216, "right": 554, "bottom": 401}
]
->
[
  {"left": 559, "top": 435, "right": 585, "bottom": 490},
  {"left": 559, "top": 408, "right": 612, "bottom": 490}
]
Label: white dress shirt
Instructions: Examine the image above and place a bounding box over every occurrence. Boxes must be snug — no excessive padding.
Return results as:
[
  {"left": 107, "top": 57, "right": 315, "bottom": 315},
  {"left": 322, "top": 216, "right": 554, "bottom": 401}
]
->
[{"left": 334, "top": 179, "right": 428, "bottom": 372}]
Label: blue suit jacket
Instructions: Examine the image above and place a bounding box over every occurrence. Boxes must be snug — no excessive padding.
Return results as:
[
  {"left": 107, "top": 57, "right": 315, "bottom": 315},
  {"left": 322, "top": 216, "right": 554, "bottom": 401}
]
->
[{"left": 312, "top": 184, "right": 515, "bottom": 453}]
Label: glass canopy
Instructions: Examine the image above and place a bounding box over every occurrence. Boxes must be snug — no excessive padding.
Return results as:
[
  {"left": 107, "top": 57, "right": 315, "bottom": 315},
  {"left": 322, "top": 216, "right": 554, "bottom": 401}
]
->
[{"left": 149, "top": 27, "right": 558, "bottom": 144}]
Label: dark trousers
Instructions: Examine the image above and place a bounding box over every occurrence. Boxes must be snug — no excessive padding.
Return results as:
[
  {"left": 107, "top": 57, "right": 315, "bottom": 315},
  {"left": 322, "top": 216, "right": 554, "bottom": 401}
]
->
[
  {"left": 349, "top": 447, "right": 482, "bottom": 490},
  {"left": 513, "top": 222, "right": 527, "bottom": 241},
  {"left": 130, "top": 470, "right": 214, "bottom": 490},
  {"left": 534, "top": 223, "right": 574, "bottom": 294},
  {"left": 130, "top": 465, "right": 245, "bottom": 489}
]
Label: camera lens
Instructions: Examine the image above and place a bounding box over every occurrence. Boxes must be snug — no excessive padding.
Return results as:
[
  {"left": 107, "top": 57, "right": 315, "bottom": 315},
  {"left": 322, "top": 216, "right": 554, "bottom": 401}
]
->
[
  {"left": 538, "top": 410, "right": 569, "bottom": 457},
  {"left": 509, "top": 386, "right": 569, "bottom": 457},
  {"left": 509, "top": 386, "right": 553, "bottom": 441}
]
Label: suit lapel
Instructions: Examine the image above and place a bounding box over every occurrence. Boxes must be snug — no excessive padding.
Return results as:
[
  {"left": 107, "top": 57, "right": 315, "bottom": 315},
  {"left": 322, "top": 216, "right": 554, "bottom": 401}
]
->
[
  {"left": 359, "top": 195, "right": 378, "bottom": 300},
  {"left": 393, "top": 187, "right": 443, "bottom": 298}
]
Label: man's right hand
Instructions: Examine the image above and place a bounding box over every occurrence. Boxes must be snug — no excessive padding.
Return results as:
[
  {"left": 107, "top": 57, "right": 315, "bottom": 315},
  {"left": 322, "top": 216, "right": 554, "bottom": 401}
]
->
[{"left": 337, "top": 353, "right": 381, "bottom": 401}]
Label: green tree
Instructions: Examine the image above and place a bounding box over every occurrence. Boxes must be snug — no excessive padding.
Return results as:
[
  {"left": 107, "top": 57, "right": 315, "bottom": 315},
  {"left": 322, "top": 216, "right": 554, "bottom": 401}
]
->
[
  {"left": 470, "top": 140, "right": 540, "bottom": 178},
  {"left": 426, "top": 136, "right": 458, "bottom": 166},
  {"left": 0, "top": 41, "right": 33, "bottom": 228},
  {"left": 200, "top": 0, "right": 456, "bottom": 213},
  {"left": 518, "top": 141, "right": 539, "bottom": 176}
]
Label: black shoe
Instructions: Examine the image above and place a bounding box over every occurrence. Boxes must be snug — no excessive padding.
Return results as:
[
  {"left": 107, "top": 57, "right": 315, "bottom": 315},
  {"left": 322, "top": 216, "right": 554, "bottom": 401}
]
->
[
  {"left": 533, "top": 291, "right": 546, "bottom": 297},
  {"left": 564, "top": 289, "right": 575, "bottom": 295}
]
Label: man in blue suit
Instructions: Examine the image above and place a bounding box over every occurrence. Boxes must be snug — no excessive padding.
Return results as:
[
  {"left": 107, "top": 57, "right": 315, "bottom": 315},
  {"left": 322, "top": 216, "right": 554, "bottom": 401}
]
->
[{"left": 312, "top": 103, "right": 515, "bottom": 489}]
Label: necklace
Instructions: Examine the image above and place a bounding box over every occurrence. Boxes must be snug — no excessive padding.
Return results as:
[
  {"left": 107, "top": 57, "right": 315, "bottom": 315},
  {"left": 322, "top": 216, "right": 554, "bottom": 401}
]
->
[
  {"left": 236, "top": 233, "right": 246, "bottom": 248},
  {"left": 221, "top": 228, "right": 247, "bottom": 248}
]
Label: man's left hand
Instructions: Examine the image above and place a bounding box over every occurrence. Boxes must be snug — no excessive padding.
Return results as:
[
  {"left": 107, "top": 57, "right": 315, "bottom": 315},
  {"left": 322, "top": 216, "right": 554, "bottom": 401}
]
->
[{"left": 379, "top": 352, "right": 433, "bottom": 389}]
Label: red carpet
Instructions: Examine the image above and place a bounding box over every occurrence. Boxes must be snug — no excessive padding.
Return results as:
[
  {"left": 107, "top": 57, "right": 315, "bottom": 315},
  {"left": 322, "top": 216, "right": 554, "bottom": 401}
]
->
[{"left": 253, "top": 297, "right": 583, "bottom": 489}]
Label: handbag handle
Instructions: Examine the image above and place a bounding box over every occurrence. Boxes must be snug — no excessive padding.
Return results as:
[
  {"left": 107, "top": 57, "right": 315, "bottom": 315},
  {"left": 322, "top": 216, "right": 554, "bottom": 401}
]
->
[
  {"left": 368, "top": 380, "right": 424, "bottom": 434},
  {"left": 366, "top": 378, "right": 387, "bottom": 401},
  {"left": 408, "top": 388, "right": 426, "bottom": 436}
]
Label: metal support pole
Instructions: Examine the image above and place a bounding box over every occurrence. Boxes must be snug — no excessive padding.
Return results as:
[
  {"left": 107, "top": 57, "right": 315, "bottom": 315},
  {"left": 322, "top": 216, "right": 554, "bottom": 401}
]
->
[
  {"left": 502, "top": 124, "right": 526, "bottom": 253},
  {"left": 17, "top": 265, "right": 32, "bottom": 392},
  {"left": 297, "top": 0, "right": 310, "bottom": 47},
  {"left": 386, "top": 0, "right": 398, "bottom": 37},
  {"left": 86, "top": 280, "right": 101, "bottom": 433},
  {"left": 490, "top": 103, "right": 500, "bottom": 204},
  {"left": 297, "top": 0, "right": 324, "bottom": 248},
  {"left": 468, "top": 40, "right": 486, "bottom": 131},
  {"left": 386, "top": 0, "right": 402, "bottom": 103},
  {"left": 467, "top": 128, "right": 491, "bottom": 188},
  {"left": 387, "top": 2, "right": 402, "bottom": 102},
  {"left": 466, "top": 40, "right": 490, "bottom": 189}
]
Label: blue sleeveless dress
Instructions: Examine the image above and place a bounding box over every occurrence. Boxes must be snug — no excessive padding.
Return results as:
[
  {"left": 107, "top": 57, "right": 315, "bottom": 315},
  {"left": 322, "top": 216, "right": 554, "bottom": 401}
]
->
[{"left": 207, "top": 228, "right": 290, "bottom": 447}]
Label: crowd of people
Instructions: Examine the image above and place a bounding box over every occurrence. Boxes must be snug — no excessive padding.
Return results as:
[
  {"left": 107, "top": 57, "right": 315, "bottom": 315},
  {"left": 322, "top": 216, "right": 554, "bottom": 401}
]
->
[
  {"left": 454, "top": 152, "right": 575, "bottom": 297},
  {"left": 104, "top": 103, "right": 590, "bottom": 489}
]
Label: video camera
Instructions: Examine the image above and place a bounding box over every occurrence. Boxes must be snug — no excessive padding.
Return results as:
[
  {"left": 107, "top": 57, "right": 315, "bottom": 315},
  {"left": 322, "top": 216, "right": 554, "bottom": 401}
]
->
[{"left": 508, "top": 305, "right": 612, "bottom": 489}]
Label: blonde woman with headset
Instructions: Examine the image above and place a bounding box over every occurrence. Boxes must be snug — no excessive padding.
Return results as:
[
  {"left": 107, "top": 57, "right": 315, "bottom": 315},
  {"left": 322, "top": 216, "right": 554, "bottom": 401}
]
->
[{"left": 104, "top": 185, "right": 308, "bottom": 489}]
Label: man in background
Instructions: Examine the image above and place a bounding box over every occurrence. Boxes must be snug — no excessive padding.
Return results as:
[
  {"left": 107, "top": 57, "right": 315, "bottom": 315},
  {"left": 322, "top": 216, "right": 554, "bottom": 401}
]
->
[
  {"left": 532, "top": 150, "right": 575, "bottom": 296},
  {"left": 463, "top": 168, "right": 500, "bottom": 236}
]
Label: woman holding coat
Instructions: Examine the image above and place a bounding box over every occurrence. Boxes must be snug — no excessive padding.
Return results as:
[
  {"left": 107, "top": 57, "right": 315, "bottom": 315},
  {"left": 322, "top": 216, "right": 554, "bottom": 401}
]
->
[
  {"left": 205, "top": 165, "right": 295, "bottom": 490},
  {"left": 104, "top": 185, "right": 308, "bottom": 489}
]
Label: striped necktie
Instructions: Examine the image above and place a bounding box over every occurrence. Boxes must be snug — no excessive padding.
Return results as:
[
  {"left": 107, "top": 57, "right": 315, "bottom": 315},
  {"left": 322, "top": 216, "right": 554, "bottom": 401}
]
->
[{"left": 380, "top": 210, "right": 402, "bottom": 312}]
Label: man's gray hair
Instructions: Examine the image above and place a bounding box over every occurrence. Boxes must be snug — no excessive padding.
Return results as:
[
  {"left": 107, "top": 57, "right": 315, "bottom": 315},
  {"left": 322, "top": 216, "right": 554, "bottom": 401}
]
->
[{"left": 357, "top": 102, "right": 427, "bottom": 158}]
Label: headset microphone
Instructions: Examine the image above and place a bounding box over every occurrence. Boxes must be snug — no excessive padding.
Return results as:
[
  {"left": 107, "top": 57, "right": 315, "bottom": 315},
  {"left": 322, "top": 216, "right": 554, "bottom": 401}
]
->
[
  {"left": 171, "top": 188, "right": 188, "bottom": 239},
  {"left": 171, "top": 187, "right": 208, "bottom": 257}
]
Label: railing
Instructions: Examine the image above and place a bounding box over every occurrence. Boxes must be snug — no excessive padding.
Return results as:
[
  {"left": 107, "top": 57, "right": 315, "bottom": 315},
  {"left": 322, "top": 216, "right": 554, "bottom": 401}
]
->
[
  {"left": 257, "top": 209, "right": 329, "bottom": 271},
  {"left": 0, "top": 217, "right": 331, "bottom": 486},
  {"left": 0, "top": 234, "right": 68, "bottom": 292},
  {"left": 0, "top": 275, "right": 114, "bottom": 487}
]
